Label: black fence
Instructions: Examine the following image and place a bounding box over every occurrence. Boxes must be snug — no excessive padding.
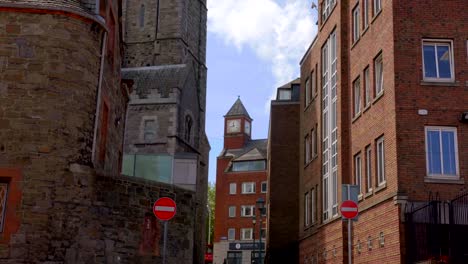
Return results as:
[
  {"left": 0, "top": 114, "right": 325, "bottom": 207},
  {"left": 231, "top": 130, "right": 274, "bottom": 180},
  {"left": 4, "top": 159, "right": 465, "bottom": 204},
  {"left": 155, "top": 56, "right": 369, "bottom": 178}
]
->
[{"left": 405, "top": 192, "right": 468, "bottom": 264}]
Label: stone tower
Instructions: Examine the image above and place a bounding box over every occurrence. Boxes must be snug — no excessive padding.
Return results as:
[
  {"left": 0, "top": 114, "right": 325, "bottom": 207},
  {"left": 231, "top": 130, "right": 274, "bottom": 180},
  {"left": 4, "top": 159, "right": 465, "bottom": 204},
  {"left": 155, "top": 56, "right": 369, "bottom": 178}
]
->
[{"left": 121, "top": 1, "right": 209, "bottom": 264}]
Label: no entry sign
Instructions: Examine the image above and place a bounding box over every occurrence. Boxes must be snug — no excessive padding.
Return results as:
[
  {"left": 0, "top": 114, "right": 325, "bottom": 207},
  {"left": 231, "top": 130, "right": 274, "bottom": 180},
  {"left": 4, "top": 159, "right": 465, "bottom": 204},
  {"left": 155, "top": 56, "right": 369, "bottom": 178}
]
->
[
  {"left": 153, "top": 197, "right": 177, "bottom": 221},
  {"left": 340, "top": 200, "right": 358, "bottom": 219}
]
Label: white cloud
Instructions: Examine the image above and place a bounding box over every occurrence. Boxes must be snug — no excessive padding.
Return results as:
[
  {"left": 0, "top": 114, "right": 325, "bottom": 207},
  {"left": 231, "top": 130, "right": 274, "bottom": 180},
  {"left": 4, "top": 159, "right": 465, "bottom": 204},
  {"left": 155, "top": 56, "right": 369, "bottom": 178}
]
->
[{"left": 208, "top": 0, "right": 317, "bottom": 95}]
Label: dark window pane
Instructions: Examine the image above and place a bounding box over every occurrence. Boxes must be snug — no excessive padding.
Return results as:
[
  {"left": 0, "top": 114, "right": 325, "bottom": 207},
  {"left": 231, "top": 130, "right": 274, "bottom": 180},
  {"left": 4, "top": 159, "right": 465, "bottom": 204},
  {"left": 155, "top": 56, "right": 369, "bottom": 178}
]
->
[
  {"left": 423, "top": 45, "right": 437, "bottom": 78},
  {"left": 442, "top": 131, "right": 456, "bottom": 175},
  {"left": 437, "top": 45, "right": 451, "bottom": 78}
]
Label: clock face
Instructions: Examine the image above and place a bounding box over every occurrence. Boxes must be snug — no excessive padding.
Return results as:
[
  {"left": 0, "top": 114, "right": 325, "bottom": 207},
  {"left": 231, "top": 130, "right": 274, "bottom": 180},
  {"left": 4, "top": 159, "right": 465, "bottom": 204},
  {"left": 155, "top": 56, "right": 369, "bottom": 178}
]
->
[
  {"left": 245, "top": 121, "right": 251, "bottom": 135},
  {"left": 227, "top": 119, "right": 241, "bottom": 133}
]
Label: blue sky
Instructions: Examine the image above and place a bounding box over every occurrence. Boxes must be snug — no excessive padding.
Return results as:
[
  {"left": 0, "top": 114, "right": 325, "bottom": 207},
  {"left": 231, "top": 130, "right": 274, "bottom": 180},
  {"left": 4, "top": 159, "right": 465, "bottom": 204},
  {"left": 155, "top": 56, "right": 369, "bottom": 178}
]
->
[{"left": 205, "top": 0, "right": 317, "bottom": 183}]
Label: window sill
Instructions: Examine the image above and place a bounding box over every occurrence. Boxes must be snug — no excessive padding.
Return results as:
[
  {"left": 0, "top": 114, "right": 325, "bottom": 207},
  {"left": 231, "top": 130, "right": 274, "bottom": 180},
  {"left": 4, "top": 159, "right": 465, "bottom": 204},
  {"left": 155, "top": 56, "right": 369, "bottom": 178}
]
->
[
  {"left": 371, "top": 10, "right": 382, "bottom": 25},
  {"left": 361, "top": 26, "right": 369, "bottom": 37},
  {"left": 372, "top": 91, "right": 384, "bottom": 105},
  {"left": 424, "top": 177, "right": 464, "bottom": 184},
  {"left": 364, "top": 190, "right": 373, "bottom": 198},
  {"left": 352, "top": 112, "right": 362, "bottom": 124},
  {"left": 358, "top": 194, "right": 363, "bottom": 201},
  {"left": 304, "top": 102, "right": 312, "bottom": 112},
  {"left": 374, "top": 182, "right": 387, "bottom": 193},
  {"left": 318, "top": 4, "right": 337, "bottom": 32},
  {"left": 420, "top": 81, "right": 459, "bottom": 87},
  {"left": 351, "top": 37, "right": 361, "bottom": 50}
]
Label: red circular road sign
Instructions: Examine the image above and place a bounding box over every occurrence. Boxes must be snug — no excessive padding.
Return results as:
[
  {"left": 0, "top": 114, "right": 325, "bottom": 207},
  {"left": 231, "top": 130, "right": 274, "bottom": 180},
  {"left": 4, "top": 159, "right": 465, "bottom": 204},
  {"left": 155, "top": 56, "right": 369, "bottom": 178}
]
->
[
  {"left": 153, "top": 197, "right": 177, "bottom": 221},
  {"left": 340, "top": 200, "right": 359, "bottom": 219}
]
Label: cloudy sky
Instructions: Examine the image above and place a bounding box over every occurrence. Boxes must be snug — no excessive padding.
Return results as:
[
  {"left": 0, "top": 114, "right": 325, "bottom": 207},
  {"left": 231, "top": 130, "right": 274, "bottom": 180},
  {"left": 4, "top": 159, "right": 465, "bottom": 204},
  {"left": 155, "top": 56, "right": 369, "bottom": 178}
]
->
[{"left": 206, "top": 0, "right": 318, "bottom": 182}]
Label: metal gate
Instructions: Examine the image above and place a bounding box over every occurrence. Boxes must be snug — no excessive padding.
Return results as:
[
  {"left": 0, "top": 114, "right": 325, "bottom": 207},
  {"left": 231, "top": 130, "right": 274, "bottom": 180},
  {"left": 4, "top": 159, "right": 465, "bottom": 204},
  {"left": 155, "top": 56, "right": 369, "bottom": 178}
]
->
[{"left": 405, "top": 192, "right": 468, "bottom": 264}]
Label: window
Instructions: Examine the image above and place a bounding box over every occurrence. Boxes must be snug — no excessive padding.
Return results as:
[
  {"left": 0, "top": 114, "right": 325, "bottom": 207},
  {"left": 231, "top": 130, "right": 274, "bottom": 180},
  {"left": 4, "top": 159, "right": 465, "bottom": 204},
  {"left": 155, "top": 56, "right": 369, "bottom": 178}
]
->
[
  {"left": 311, "top": 188, "right": 316, "bottom": 225},
  {"left": 374, "top": 53, "right": 383, "bottom": 96},
  {"left": 122, "top": 154, "right": 173, "bottom": 183},
  {"left": 425, "top": 127, "right": 459, "bottom": 178},
  {"left": 363, "top": 0, "right": 369, "bottom": 28},
  {"left": 241, "top": 182, "right": 255, "bottom": 194},
  {"left": 304, "top": 192, "right": 310, "bottom": 227},
  {"left": 352, "top": 4, "right": 360, "bottom": 43},
  {"left": 139, "top": 4, "right": 145, "bottom": 28},
  {"left": 305, "top": 134, "right": 311, "bottom": 163},
  {"left": 261, "top": 181, "right": 267, "bottom": 193},
  {"left": 373, "top": 0, "right": 381, "bottom": 15},
  {"left": 321, "top": 0, "right": 336, "bottom": 22},
  {"left": 312, "top": 126, "right": 318, "bottom": 158},
  {"left": 261, "top": 228, "right": 266, "bottom": 239},
  {"left": 422, "top": 40, "right": 454, "bottom": 82},
  {"left": 364, "top": 67, "right": 371, "bottom": 106},
  {"left": 354, "top": 153, "right": 362, "bottom": 194},
  {"left": 185, "top": 115, "right": 193, "bottom": 143},
  {"left": 229, "top": 183, "right": 237, "bottom": 194},
  {"left": 232, "top": 161, "right": 266, "bottom": 172},
  {"left": 312, "top": 69, "right": 317, "bottom": 96},
  {"left": 229, "top": 206, "right": 236, "bottom": 218},
  {"left": 322, "top": 30, "right": 338, "bottom": 220},
  {"left": 278, "top": 89, "right": 291, "bottom": 100},
  {"left": 376, "top": 136, "right": 385, "bottom": 185},
  {"left": 241, "top": 228, "right": 253, "bottom": 240},
  {"left": 99, "top": 101, "right": 109, "bottom": 162},
  {"left": 305, "top": 78, "right": 311, "bottom": 106},
  {"left": 144, "top": 119, "right": 157, "bottom": 142},
  {"left": 365, "top": 145, "right": 372, "bottom": 192},
  {"left": 353, "top": 77, "right": 361, "bottom": 116},
  {"left": 0, "top": 183, "right": 8, "bottom": 231},
  {"left": 228, "top": 228, "right": 235, "bottom": 240},
  {"left": 241, "top": 205, "right": 255, "bottom": 217}
]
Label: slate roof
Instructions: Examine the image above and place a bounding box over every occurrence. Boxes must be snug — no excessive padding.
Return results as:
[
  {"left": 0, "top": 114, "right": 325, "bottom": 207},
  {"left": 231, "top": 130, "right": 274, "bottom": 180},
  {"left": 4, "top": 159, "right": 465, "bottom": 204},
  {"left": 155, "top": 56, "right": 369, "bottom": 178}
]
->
[
  {"left": 221, "top": 139, "right": 267, "bottom": 160},
  {"left": 122, "top": 64, "right": 190, "bottom": 98},
  {"left": 225, "top": 97, "right": 251, "bottom": 119},
  {"left": 0, "top": 0, "right": 96, "bottom": 15},
  {"left": 278, "top": 78, "right": 300, "bottom": 89}
]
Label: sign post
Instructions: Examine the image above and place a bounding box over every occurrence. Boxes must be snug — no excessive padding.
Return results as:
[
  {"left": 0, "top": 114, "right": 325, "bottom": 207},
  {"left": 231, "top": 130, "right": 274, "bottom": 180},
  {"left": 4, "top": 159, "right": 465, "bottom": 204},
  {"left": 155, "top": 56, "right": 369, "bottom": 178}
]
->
[
  {"left": 153, "top": 197, "right": 177, "bottom": 264},
  {"left": 340, "top": 199, "right": 358, "bottom": 264}
]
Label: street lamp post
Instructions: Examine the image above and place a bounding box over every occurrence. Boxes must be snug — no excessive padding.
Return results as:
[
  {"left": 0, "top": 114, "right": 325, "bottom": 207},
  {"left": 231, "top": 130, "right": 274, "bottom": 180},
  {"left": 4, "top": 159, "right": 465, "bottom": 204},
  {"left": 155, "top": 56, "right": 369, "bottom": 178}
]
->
[
  {"left": 252, "top": 218, "right": 256, "bottom": 264},
  {"left": 256, "top": 198, "right": 265, "bottom": 264}
]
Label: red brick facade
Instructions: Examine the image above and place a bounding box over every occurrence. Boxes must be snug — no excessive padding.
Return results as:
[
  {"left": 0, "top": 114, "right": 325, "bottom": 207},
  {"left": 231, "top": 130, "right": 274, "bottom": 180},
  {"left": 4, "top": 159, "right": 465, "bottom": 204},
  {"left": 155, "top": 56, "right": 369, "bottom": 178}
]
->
[{"left": 298, "top": 0, "right": 468, "bottom": 263}]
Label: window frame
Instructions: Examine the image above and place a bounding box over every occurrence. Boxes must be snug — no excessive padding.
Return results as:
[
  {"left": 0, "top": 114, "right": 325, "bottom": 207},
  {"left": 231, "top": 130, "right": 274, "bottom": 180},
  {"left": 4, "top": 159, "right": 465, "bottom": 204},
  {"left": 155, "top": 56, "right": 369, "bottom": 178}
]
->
[
  {"left": 376, "top": 136, "right": 386, "bottom": 186},
  {"left": 373, "top": 0, "right": 382, "bottom": 16},
  {"left": 229, "top": 206, "right": 236, "bottom": 218},
  {"left": 354, "top": 153, "right": 362, "bottom": 194},
  {"left": 311, "top": 188, "right": 316, "bottom": 225},
  {"left": 241, "top": 205, "right": 255, "bottom": 217},
  {"left": 352, "top": 4, "right": 360, "bottom": 43},
  {"left": 241, "top": 228, "right": 253, "bottom": 240},
  {"left": 374, "top": 53, "right": 384, "bottom": 97},
  {"left": 363, "top": 0, "right": 369, "bottom": 29},
  {"left": 304, "top": 192, "right": 310, "bottom": 227},
  {"left": 365, "top": 145, "right": 372, "bottom": 193},
  {"left": 305, "top": 134, "right": 311, "bottom": 164},
  {"left": 229, "top": 183, "right": 237, "bottom": 195},
  {"left": 228, "top": 228, "right": 235, "bottom": 241},
  {"left": 305, "top": 78, "right": 311, "bottom": 107},
  {"left": 0, "top": 183, "right": 8, "bottom": 232},
  {"left": 261, "top": 181, "right": 267, "bottom": 193},
  {"left": 241, "top": 182, "right": 256, "bottom": 194},
  {"left": 353, "top": 77, "right": 361, "bottom": 116},
  {"left": 425, "top": 126, "right": 459, "bottom": 179},
  {"left": 312, "top": 126, "right": 318, "bottom": 158},
  {"left": 364, "top": 66, "right": 371, "bottom": 107},
  {"left": 421, "top": 39, "right": 455, "bottom": 82}
]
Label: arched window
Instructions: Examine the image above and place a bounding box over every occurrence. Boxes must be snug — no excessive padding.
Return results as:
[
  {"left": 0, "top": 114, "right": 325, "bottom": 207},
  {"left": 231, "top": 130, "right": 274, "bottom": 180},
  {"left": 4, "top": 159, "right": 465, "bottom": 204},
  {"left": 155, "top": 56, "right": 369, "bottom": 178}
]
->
[
  {"left": 139, "top": 4, "right": 145, "bottom": 28},
  {"left": 185, "top": 115, "right": 193, "bottom": 143}
]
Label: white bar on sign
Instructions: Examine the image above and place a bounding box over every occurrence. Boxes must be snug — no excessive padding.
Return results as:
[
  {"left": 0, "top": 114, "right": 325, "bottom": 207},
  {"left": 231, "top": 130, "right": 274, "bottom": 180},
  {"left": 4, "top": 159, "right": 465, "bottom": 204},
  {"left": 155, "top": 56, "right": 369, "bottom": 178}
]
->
[
  {"left": 341, "top": 207, "right": 358, "bottom": 212},
  {"left": 155, "top": 206, "right": 175, "bottom": 212}
]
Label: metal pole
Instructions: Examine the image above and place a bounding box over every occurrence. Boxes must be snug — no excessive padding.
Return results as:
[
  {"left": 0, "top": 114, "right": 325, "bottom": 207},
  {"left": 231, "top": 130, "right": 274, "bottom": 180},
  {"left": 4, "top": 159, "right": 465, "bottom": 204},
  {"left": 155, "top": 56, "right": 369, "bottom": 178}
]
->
[
  {"left": 259, "top": 219, "right": 262, "bottom": 264},
  {"left": 347, "top": 186, "right": 352, "bottom": 264},
  {"left": 252, "top": 220, "right": 256, "bottom": 264},
  {"left": 163, "top": 221, "right": 168, "bottom": 264}
]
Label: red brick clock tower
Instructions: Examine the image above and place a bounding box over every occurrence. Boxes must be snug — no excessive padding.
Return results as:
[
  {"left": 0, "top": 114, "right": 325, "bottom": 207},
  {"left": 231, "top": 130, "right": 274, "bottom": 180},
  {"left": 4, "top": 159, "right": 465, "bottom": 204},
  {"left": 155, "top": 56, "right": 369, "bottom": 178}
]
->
[{"left": 224, "top": 97, "right": 252, "bottom": 149}]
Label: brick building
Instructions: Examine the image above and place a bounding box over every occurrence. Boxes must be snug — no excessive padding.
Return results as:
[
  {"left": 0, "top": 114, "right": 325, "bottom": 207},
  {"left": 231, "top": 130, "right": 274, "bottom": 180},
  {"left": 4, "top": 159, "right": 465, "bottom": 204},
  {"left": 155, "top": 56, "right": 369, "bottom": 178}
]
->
[
  {"left": 121, "top": 0, "right": 210, "bottom": 262},
  {"left": 298, "top": 0, "right": 468, "bottom": 263},
  {"left": 266, "top": 79, "right": 301, "bottom": 264},
  {"left": 0, "top": 0, "right": 208, "bottom": 263},
  {"left": 214, "top": 98, "right": 268, "bottom": 264}
]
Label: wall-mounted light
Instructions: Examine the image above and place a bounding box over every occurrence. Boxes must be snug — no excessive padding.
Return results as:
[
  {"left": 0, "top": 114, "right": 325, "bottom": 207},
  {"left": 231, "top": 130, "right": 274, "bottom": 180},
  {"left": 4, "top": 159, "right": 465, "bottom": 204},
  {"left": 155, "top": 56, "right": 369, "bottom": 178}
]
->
[
  {"left": 333, "top": 245, "right": 337, "bottom": 258},
  {"left": 357, "top": 240, "right": 362, "bottom": 254},
  {"left": 379, "top": 232, "right": 385, "bottom": 247},
  {"left": 367, "top": 236, "right": 373, "bottom": 250}
]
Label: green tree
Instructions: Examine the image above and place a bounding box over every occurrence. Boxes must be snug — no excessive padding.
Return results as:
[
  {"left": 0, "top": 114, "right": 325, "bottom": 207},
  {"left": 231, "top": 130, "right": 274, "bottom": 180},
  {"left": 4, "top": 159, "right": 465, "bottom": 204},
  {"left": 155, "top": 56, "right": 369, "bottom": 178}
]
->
[{"left": 206, "top": 182, "right": 215, "bottom": 244}]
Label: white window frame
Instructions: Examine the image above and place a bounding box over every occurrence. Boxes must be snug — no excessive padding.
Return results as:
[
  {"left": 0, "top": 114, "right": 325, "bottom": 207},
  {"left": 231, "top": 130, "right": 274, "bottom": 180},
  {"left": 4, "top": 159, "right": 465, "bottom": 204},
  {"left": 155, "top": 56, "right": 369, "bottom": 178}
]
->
[
  {"left": 321, "top": 0, "right": 336, "bottom": 23},
  {"left": 376, "top": 136, "right": 385, "bottom": 186},
  {"left": 311, "top": 188, "right": 316, "bottom": 225},
  {"left": 305, "top": 78, "right": 311, "bottom": 106},
  {"left": 228, "top": 228, "right": 235, "bottom": 241},
  {"left": 322, "top": 30, "right": 338, "bottom": 221},
  {"left": 422, "top": 39, "right": 455, "bottom": 82},
  {"left": 373, "top": 0, "right": 381, "bottom": 16},
  {"left": 355, "top": 153, "right": 362, "bottom": 194},
  {"left": 241, "top": 182, "right": 255, "bottom": 194},
  {"left": 229, "top": 183, "right": 237, "bottom": 195},
  {"left": 261, "top": 181, "right": 267, "bottom": 193},
  {"left": 353, "top": 77, "right": 361, "bottom": 116},
  {"left": 229, "top": 206, "right": 236, "bottom": 218},
  {"left": 374, "top": 53, "right": 384, "bottom": 96},
  {"left": 365, "top": 145, "right": 372, "bottom": 193},
  {"left": 364, "top": 67, "right": 371, "bottom": 106},
  {"left": 352, "top": 4, "right": 360, "bottom": 43},
  {"left": 425, "top": 126, "right": 459, "bottom": 178},
  {"left": 241, "top": 205, "right": 255, "bottom": 217},
  {"left": 304, "top": 192, "right": 310, "bottom": 227},
  {"left": 363, "top": 0, "right": 369, "bottom": 28},
  {"left": 241, "top": 228, "right": 253, "bottom": 241}
]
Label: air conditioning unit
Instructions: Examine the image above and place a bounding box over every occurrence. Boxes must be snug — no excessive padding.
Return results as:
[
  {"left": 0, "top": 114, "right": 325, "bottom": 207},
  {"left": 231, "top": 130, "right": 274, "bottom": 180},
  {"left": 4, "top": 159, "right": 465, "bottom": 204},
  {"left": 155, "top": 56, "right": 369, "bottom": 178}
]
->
[{"left": 461, "top": 112, "right": 468, "bottom": 122}]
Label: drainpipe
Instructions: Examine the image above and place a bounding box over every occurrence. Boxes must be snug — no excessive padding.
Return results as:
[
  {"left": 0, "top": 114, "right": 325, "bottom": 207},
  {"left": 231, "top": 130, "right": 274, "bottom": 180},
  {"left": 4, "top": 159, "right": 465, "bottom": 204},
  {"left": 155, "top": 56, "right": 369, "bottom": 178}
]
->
[{"left": 91, "top": 31, "right": 108, "bottom": 164}]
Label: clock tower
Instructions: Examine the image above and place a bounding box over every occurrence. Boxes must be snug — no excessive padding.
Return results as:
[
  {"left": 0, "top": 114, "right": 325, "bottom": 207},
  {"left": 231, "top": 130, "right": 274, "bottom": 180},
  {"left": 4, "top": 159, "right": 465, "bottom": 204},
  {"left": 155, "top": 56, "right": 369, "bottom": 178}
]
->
[{"left": 224, "top": 97, "right": 252, "bottom": 149}]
